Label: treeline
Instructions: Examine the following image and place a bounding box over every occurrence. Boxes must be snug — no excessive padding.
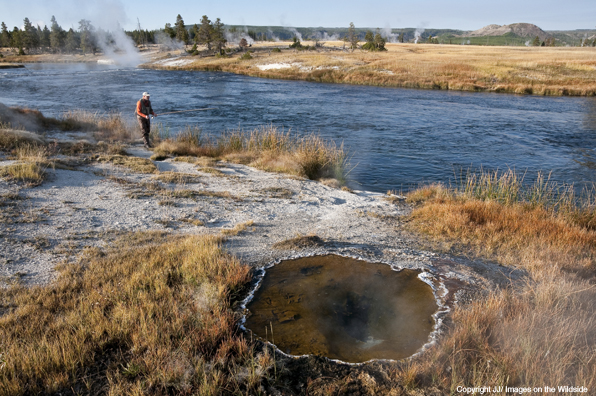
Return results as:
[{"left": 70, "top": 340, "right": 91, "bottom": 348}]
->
[
  {"left": 163, "top": 15, "right": 226, "bottom": 52},
  {"left": 0, "top": 16, "right": 119, "bottom": 55}
]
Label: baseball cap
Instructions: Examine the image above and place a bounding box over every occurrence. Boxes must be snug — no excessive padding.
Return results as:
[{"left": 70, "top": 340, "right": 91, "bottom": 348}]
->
[{"left": 142, "top": 92, "right": 150, "bottom": 97}]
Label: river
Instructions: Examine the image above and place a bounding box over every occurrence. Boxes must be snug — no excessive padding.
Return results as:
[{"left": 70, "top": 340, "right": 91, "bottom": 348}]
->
[{"left": 1, "top": 63, "right": 595, "bottom": 193}]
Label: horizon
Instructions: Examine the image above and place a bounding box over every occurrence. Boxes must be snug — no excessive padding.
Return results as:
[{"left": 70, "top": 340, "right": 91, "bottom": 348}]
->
[{"left": 1, "top": 0, "right": 595, "bottom": 33}]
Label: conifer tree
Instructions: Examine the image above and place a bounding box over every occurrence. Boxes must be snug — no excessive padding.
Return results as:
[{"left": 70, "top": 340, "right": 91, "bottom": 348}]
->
[
  {"left": 79, "top": 19, "right": 96, "bottom": 55},
  {"left": 174, "top": 14, "right": 189, "bottom": 44},
  {"left": 347, "top": 22, "right": 358, "bottom": 51},
  {"left": 65, "top": 28, "right": 78, "bottom": 53},
  {"left": 11, "top": 27, "right": 23, "bottom": 53},
  {"left": 532, "top": 35, "right": 540, "bottom": 46},
  {"left": 40, "top": 26, "right": 50, "bottom": 49},
  {"left": 212, "top": 18, "right": 226, "bottom": 53},
  {"left": 164, "top": 23, "right": 176, "bottom": 39},
  {"left": 22, "top": 18, "right": 39, "bottom": 52},
  {"left": 374, "top": 28, "right": 386, "bottom": 50},
  {"left": 50, "top": 16, "right": 65, "bottom": 52},
  {"left": 362, "top": 30, "right": 374, "bottom": 50},
  {"left": 191, "top": 24, "right": 199, "bottom": 42},
  {"left": 196, "top": 15, "right": 213, "bottom": 50},
  {"left": 0, "top": 22, "right": 10, "bottom": 48}
]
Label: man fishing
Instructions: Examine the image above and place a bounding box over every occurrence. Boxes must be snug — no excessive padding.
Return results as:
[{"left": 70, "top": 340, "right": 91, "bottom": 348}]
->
[{"left": 136, "top": 92, "right": 157, "bottom": 148}]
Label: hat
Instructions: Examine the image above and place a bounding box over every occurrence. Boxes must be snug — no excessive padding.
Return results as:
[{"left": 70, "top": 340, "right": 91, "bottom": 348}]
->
[{"left": 142, "top": 92, "right": 150, "bottom": 97}]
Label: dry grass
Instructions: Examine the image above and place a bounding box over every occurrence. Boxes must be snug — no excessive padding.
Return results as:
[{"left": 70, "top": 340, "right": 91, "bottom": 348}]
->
[
  {"left": 0, "top": 162, "right": 46, "bottom": 183},
  {"left": 0, "top": 232, "right": 282, "bottom": 395},
  {"left": 143, "top": 42, "right": 596, "bottom": 96},
  {"left": 0, "top": 144, "right": 53, "bottom": 184},
  {"left": 0, "top": 129, "right": 45, "bottom": 150},
  {"left": 397, "top": 170, "right": 596, "bottom": 392},
  {"left": 60, "top": 110, "right": 137, "bottom": 142},
  {"left": 154, "top": 125, "right": 348, "bottom": 183},
  {"left": 1, "top": 104, "right": 137, "bottom": 144},
  {"left": 152, "top": 171, "right": 203, "bottom": 184},
  {"left": 95, "top": 155, "right": 158, "bottom": 174},
  {"left": 220, "top": 220, "right": 255, "bottom": 236}
]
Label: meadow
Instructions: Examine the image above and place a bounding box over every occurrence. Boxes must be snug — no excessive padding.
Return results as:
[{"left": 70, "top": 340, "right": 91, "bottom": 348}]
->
[{"left": 144, "top": 41, "right": 596, "bottom": 96}]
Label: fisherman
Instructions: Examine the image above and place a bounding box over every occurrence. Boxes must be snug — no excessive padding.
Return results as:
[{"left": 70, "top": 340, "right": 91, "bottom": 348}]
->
[{"left": 136, "top": 92, "right": 157, "bottom": 148}]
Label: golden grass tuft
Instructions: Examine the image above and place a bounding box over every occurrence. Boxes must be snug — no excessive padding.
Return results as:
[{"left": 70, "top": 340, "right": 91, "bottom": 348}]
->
[
  {"left": 95, "top": 155, "right": 157, "bottom": 174},
  {"left": 221, "top": 220, "right": 255, "bottom": 236},
  {"left": 0, "top": 129, "right": 45, "bottom": 149},
  {"left": 0, "top": 144, "right": 53, "bottom": 184},
  {"left": 152, "top": 171, "right": 202, "bottom": 184},
  {"left": 60, "top": 110, "right": 137, "bottom": 142},
  {"left": 0, "top": 232, "right": 280, "bottom": 395},
  {"left": 0, "top": 162, "right": 46, "bottom": 183},
  {"left": 401, "top": 170, "right": 596, "bottom": 391},
  {"left": 155, "top": 125, "right": 348, "bottom": 183}
]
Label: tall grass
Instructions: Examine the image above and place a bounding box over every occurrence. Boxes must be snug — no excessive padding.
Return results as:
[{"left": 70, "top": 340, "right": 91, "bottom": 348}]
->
[
  {"left": 0, "top": 106, "right": 137, "bottom": 143},
  {"left": 154, "top": 125, "right": 349, "bottom": 183},
  {"left": 0, "top": 144, "right": 52, "bottom": 183},
  {"left": 0, "top": 233, "right": 278, "bottom": 395},
  {"left": 60, "top": 110, "right": 137, "bottom": 142},
  {"left": 401, "top": 170, "right": 596, "bottom": 392}
]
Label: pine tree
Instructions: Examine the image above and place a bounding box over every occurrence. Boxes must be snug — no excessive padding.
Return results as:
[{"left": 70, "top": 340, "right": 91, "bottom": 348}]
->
[
  {"left": 191, "top": 24, "right": 199, "bottom": 42},
  {"left": 40, "top": 26, "right": 50, "bottom": 49},
  {"left": 196, "top": 15, "right": 213, "bottom": 50},
  {"left": 0, "top": 22, "right": 11, "bottom": 48},
  {"left": 347, "top": 22, "right": 358, "bottom": 51},
  {"left": 79, "top": 19, "right": 96, "bottom": 55},
  {"left": 212, "top": 18, "right": 226, "bottom": 53},
  {"left": 374, "top": 28, "right": 386, "bottom": 50},
  {"left": 65, "top": 28, "right": 78, "bottom": 53},
  {"left": 22, "top": 17, "right": 39, "bottom": 52},
  {"left": 164, "top": 23, "right": 176, "bottom": 39},
  {"left": 11, "top": 27, "right": 22, "bottom": 53},
  {"left": 532, "top": 36, "right": 540, "bottom": 46},
  {"left": 362, "top": 30, "right": 375, "bottom": 50},
  {"left": 174, "top": 14, "right": 189, "bottom": 44},
  {"left": 50, "top": 16, "right": 65, "bottom": 52}
]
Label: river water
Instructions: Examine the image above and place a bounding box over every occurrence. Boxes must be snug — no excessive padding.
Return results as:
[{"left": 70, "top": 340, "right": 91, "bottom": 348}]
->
[{"left": 1, "top": 63, "right": 595, "bottom": 193}]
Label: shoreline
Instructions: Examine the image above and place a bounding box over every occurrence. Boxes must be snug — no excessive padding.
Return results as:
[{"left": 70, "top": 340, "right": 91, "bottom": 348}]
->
[
  {"left": 2, "top": 121, "right": 594, "bottom": 393},
  {"left": 137, "top": 42, "right": 596, "bottom": 97},
  {"left": 4, "top": 42, "right": 596, "bottom": 96},
  {"left": 0, "top": 63, "right": 25, "bottom": 69}
]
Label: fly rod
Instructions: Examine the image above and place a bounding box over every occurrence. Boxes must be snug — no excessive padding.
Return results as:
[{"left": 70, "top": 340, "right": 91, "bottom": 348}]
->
[{"left": 158, "top": 108, "right": 216, "bottom": 116}]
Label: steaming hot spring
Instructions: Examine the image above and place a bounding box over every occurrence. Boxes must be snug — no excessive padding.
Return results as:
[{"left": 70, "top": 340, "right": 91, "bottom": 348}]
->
[{"left": 242, "top": 254, "right": 441, "bottom": 364}]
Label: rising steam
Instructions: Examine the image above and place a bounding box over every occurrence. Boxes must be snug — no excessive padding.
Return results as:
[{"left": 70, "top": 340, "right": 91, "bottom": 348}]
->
[
  {"left": 414, "top": 27, "right": 425, "bottom": 44},
  {"left": 224, "top": 27, "right": 254, "bottom": 46}
]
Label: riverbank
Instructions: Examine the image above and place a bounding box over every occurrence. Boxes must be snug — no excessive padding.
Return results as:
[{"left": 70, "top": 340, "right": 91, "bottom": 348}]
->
[
  {"left": 139, "top": 41, "right": 596, "bottom": 96},
  {"left": 1, "top": 108, "right": 595, "bottom": 394},
  {"left": 3, "top": 42, "right": 595, "bottom": 96},
  {"left": 0, "top": 63, "right": 24, "bottom": 69}
]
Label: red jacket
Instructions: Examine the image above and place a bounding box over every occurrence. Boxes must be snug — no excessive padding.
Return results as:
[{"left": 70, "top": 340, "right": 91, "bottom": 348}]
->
[{"left": 136, "top": 99, "right": 155, "bottom": 119}]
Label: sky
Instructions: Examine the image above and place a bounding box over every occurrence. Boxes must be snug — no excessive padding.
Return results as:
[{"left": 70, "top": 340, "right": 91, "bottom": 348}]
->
[{"left": 1, "top": 0, "right": 595, "bottom": 32}]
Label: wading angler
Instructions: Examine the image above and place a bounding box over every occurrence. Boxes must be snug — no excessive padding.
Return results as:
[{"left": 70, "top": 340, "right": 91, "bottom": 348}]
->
[{"left": 136, "top": 92, "right": 157, "bottom": 148}]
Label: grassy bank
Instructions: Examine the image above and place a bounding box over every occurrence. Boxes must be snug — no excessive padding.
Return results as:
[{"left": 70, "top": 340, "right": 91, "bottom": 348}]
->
[
  {"left": 0, "top": 233, "right": 281, "bottom": 395},
  {"left": 152, "top": 125, "right": 348, "bottom": 184},
  {"left": 399, "top": 171, "right": 596, "bottom": 392},
  {"left": 141, "top": 42, "right": 596, "bottom": 96},
  {"left": 1, "top": 106, "right": 349, "bottom": 185}
]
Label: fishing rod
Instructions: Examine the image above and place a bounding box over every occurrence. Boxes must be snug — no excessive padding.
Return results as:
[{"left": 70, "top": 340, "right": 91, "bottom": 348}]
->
[{"left": 158, "top": 108, "right": 216, "bottom": 116}]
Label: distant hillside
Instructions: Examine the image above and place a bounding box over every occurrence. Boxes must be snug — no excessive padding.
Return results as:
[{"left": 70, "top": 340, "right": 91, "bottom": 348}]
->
[
  {"left": 464, "top": 23, "right": 549, "bottom": 40},
  {"left": 546, "top": 29, "right": 596, "bottom": 46}
]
